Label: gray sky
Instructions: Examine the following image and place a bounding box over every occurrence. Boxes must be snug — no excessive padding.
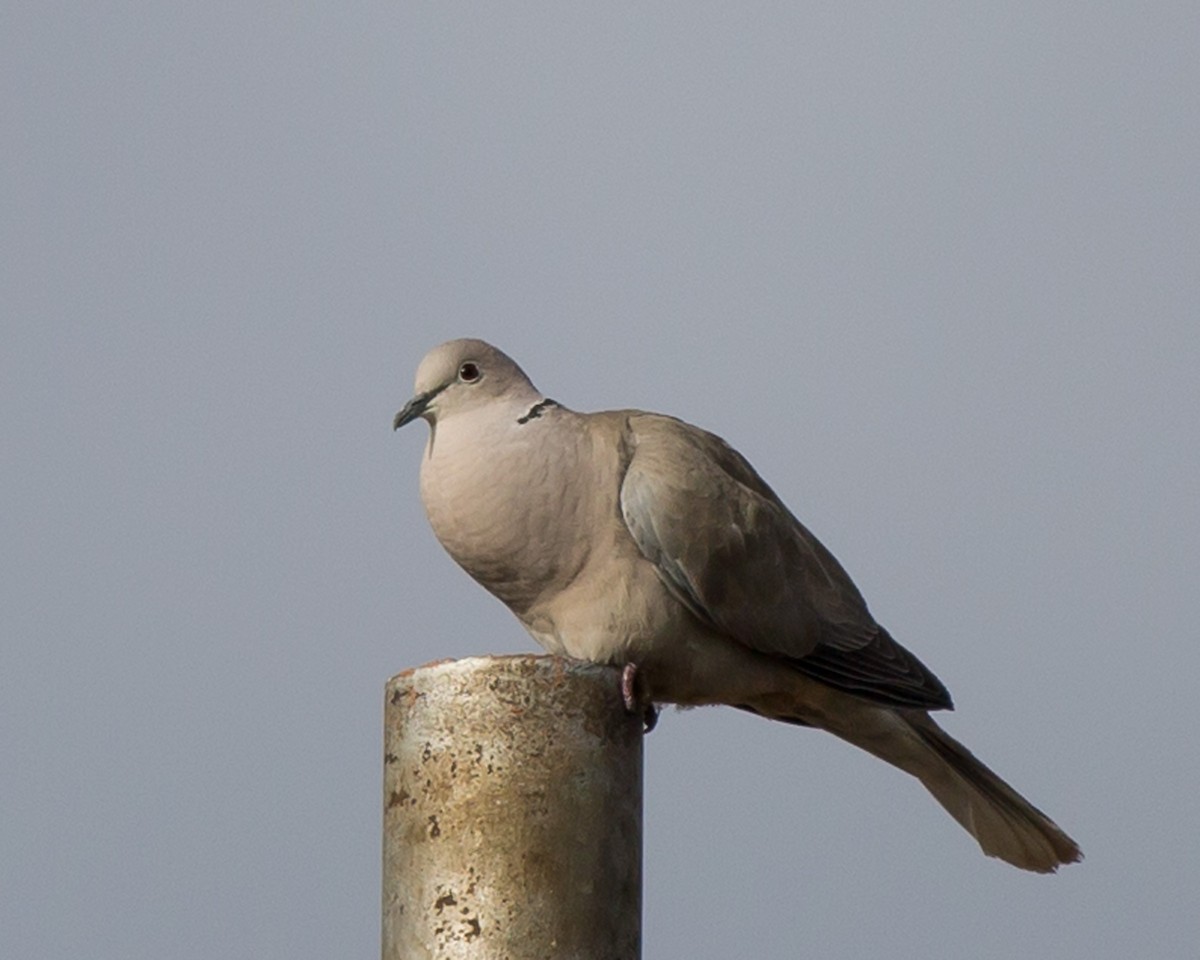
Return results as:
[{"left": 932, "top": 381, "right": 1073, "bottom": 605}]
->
[{"left": 3, "top": 4, "right": 1197, "bottom": 958}]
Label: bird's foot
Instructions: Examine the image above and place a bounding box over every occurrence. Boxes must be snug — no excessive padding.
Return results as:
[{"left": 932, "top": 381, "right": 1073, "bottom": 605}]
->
[{"left": 621, "top": 662, "right": 658, "bottom": 733}]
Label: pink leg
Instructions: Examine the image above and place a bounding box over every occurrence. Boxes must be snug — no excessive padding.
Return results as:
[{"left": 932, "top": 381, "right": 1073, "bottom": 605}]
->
[{"left": 620, "top": 663, "right": 658, "bottom": 733}]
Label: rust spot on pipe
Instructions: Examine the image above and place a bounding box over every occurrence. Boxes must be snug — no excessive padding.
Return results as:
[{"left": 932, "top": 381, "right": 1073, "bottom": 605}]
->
[{"left": 386, "top": 787, "right": 411, "bottom": 810}]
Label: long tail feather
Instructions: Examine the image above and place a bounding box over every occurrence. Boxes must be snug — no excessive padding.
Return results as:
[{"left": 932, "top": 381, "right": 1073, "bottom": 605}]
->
[{"left": 755, "top": 685, "right": 1083, "bottom": 872}]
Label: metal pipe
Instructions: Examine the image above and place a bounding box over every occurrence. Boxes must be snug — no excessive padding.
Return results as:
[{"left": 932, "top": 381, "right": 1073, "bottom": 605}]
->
[{"left": 383, "top": 655, "right": 643, "bottom": 959}]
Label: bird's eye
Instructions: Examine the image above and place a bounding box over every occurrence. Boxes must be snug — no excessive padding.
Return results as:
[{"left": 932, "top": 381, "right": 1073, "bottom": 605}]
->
[{"left": 458, "top": 362, "right": 481, "bottom": 383}]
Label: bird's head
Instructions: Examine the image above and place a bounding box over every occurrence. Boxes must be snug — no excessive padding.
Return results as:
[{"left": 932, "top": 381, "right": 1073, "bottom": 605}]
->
[{"left": 393, "top": 338, "right": 540, "bottom": 430}]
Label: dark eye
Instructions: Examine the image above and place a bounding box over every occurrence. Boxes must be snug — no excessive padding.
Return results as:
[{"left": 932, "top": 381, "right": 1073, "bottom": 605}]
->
[{"left": 458, "top": 361, "right": 481, "bottom": 383}]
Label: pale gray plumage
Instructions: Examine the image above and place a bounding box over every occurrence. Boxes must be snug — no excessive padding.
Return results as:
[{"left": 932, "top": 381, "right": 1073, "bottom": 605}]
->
[{"left": 394, "top": 338, "right": 1082, "bottom": 873}]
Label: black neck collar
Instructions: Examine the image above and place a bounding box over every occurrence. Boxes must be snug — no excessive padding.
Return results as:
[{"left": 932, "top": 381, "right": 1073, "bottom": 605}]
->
[{"left": 516, "top": 398, "right": 559, "bottom": 425}]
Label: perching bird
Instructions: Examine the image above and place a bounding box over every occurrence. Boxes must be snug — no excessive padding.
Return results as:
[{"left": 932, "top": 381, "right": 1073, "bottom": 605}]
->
[{"left": 393, "top": 338, "right": 1081, "bottom": 873}]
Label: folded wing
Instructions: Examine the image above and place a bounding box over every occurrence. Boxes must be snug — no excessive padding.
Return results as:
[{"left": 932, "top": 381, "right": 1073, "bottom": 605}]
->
[{"left": 618, "top": 414, "right": 951, "bottom": 711}]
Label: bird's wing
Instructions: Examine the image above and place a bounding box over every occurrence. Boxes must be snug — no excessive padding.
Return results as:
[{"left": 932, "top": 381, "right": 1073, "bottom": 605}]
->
[{"left": 618, "top": 413, "right": 951, "bottom": 710}]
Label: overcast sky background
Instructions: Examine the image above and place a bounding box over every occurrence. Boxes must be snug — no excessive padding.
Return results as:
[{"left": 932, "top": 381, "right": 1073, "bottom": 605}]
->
[{"left": 3, "top": 4, "right": 1198, "bottom": 958}]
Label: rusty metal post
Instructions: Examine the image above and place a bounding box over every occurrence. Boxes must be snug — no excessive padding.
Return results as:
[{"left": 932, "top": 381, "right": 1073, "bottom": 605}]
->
[{"left": 383, "top": 655, "right": 643, "bottom": 960}]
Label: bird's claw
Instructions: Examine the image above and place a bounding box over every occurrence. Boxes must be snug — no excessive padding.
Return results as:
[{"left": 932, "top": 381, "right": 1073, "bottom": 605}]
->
[{"left": 621, "top": 662, "right": 658, "bottom": 733}]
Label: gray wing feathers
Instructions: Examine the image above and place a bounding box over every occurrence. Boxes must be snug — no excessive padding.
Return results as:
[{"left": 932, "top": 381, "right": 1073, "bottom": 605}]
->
[{"left": 618, "top": 414, "right": 952, "bottom": 711}]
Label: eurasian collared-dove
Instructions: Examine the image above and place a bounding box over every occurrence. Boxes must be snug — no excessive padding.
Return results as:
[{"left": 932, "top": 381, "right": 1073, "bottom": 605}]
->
[{"left": 393, "top": 338, "right": 1081, "bottom": 873}]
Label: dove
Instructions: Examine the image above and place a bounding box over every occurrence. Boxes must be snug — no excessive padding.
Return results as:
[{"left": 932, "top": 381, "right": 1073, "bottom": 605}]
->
[{"left": 393, "top": 337, "right": 1081, "bottom": 872}]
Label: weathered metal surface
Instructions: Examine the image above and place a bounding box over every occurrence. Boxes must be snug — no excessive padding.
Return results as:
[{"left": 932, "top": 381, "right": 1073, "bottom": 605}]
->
[{"left": 383, "top": 655, "right": 643, "bottom": 960}]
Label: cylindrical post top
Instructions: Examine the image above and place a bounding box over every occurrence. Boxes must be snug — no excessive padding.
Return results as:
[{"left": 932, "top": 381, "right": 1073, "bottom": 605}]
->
[{"left": 383, "top": 655, "right": 643, "bottom": 960}]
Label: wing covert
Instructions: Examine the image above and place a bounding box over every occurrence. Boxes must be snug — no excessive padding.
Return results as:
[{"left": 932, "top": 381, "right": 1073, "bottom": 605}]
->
[{"left": 618, "top": 414, "right": 952, "bottom": 711}]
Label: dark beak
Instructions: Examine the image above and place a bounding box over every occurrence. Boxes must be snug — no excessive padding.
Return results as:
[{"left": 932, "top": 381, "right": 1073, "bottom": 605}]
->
[
  {"left": 393, "top": 384, "right": 446, "bottom": 430},
  {"left": 393, "top": 393, "right": 431, "bottom": 430}
]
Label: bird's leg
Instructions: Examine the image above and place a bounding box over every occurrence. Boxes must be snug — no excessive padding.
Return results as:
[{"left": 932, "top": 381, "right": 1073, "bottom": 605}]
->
[
  {"left": 620, "top": 662, "right": 658, "bottom": 733},
  {"left": 619, "top": 661, "right": 639, "bottom": 711}
]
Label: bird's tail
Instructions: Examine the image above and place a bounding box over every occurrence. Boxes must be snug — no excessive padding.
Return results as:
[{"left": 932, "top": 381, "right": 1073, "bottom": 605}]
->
[{"left": 825, "top": 705, "right": 1082, "bottom": 872}]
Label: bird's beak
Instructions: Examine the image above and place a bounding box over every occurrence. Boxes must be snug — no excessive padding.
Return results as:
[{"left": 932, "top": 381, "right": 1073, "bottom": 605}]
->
[
  {"left": 393, "top": 385, "right": 444, "bottom": 430},
  {"left": 393, "top": 393, "right": 431, "bottom": 430}
]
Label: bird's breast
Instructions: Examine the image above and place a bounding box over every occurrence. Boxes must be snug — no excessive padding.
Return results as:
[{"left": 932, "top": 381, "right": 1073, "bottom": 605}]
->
[{"left": 419, "top": 415, "right": 600, "bottom": 617}]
